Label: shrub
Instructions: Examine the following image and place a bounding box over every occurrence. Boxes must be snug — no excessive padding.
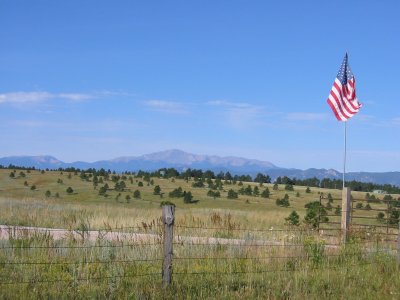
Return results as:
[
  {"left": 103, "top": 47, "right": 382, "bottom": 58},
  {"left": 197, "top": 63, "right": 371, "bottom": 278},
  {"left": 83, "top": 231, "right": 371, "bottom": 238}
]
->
[
  {"left": 305, "top": 187, "right": 311, "bottom": 193},
  {"left": 30, "top": 185, "right": 36, "bottom": 191},
  {"left": 160, "top": 201, "right": 175, "bottom": 207},
  {"left": 304, "top": 237, "right": 325, "bottom": 265},
  {"left": 45, "top": 190, "right": 51, "bottom": 198},
  {"left": 66, "top": 187, "right": 74, "bottom": 194}
]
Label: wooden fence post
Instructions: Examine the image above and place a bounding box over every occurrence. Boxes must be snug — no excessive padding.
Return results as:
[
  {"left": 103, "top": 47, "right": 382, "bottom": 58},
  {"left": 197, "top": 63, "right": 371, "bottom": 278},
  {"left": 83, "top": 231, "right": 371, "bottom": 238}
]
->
[
  {"left": 341, "top": 187, "right": 351, "bottom": 244},
  {"left": 162, "top": 205, "right": 175, "bottom": 287}
]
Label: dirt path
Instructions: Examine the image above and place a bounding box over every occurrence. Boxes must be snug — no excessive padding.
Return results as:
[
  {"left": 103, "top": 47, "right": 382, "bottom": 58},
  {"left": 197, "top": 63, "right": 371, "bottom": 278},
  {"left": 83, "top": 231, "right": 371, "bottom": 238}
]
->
[{"left": 0, "top": 225, "right": 284, "bottom": 246}]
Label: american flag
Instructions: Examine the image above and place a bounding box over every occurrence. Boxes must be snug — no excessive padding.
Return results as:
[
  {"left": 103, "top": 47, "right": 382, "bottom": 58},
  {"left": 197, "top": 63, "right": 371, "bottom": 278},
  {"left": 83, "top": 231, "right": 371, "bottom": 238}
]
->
[{"left": 327, "top": 53, "right": 362, "bottom": 121}]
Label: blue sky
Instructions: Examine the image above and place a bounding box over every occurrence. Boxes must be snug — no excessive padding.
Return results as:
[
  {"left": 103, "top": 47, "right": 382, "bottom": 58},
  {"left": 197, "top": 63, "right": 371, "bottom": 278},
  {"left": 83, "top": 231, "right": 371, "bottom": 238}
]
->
[{"left": 0, "top": 0, "right": 399, "bottom": 172}]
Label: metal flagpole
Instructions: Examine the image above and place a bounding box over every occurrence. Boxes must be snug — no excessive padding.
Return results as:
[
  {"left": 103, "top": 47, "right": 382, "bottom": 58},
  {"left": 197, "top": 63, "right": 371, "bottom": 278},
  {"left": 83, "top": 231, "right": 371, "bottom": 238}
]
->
[{"left": 343, "top": 121, "right": 347, "bottom": 189}]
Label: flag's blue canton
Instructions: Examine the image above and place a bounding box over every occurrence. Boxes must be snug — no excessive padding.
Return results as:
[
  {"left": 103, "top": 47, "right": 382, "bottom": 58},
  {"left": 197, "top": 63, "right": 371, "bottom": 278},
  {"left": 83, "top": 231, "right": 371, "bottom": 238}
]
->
[{"left": 336, "top": 54, "right": 354, "bottom": 86}]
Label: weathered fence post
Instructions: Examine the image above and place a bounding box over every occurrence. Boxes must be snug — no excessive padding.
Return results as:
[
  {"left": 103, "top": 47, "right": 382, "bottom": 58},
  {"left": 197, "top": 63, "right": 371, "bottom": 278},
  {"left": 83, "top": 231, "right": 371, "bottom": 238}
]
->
[
  {"left": 341, "top": 187, "right": 351, "bottom": 244},
  {"left": 162, "top": 205, "right": 175, "bottom": 287}
]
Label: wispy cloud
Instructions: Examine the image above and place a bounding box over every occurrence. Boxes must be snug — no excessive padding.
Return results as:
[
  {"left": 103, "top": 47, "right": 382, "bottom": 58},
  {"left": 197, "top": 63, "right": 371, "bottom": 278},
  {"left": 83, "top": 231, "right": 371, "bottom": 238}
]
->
[
  {"left": 0, "top": 91, "right": 94, "bottom": 104},
  {"left": 207, "top": 100, "right": 266, "bottom": 129},
  {"left": 285, "top": 112, "right": 328, "bottom": 121},
  {"left": 142, "top": 100, "right": 188, "bottom": 114}
]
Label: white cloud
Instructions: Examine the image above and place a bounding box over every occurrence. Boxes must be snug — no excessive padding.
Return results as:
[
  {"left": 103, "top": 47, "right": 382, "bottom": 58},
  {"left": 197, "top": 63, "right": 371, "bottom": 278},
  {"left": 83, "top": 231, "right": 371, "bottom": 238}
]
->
[
  {"left": 143, "top": 100, "right": 188, "bottom": 114},
  {"left": 0, "top": 91, "right": 94, "bottom": 104}
]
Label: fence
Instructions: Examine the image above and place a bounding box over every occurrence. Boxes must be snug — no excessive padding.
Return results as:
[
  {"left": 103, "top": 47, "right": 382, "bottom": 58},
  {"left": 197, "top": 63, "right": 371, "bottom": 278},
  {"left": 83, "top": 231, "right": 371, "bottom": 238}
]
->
[
  {"left": 319, "top": 188, "right": 400, "bottom": 244},
  {"left": 1, "top": 204, "right": 399, "bottom": 288}
]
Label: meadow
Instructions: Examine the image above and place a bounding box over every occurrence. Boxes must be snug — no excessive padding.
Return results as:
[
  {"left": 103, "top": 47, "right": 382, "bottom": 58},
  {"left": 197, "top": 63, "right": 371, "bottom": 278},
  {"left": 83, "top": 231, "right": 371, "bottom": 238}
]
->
[{"left": 0, "top": 168, "right": 399, "bottom": 299}]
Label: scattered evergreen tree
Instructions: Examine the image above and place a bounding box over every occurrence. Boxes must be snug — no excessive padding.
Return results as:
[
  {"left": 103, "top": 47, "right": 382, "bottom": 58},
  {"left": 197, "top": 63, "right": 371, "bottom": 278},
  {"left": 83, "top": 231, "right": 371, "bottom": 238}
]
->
[
  {"left": 183, "top": 191, "right": 194, "bottom": 203},
  {"left": 207, "top": 190, "right": 221, "bottom": 199},
  {"left": 334, "top": 205, "right": 341, "bottom": 215},
  {"left": 153, "top": 185, "right": 161, "bottom": 195},
  {"left": 304, "top": 201, "right": 328, "bottom": 228},
  {"left": 377, "top": 212, "right": 385, "bottom": 223},
  {"left": 169, "top": 187, "right": 184, "bottom": 198},
  {"left": 133, "top": 190, "right": 141, "bottom": 199},
  {"left": 45, "top": 190, "right": 51, "bottom": 197},
  {"left": 285, "top": 184, "right": 294, "bottom": 191},
  {"left": 66, "top": 187, "right": 74, "bottom": 194},
  {"left": 276, "top": 197, "right": 290, "bottom": 207},
  {"left": 327, "top": 193, "right": 333, "bottom": 202},
  {"left": 261, "top": 188, "right": 270, "bottom": 198},
  {"left": 253, "top": 186, "right": 260, "bottom": 196},
  {"left": 305, "top": 187, "right": 311, "bottom": 193},
  {"left": 227, "top": 189, "right": 238, "bottom": 199},
  {"left": 285, "top": 211, "right": 300, "bottom": 226},
  {"left": 192, "top": 181, "right": 205, "bottom": 188}
]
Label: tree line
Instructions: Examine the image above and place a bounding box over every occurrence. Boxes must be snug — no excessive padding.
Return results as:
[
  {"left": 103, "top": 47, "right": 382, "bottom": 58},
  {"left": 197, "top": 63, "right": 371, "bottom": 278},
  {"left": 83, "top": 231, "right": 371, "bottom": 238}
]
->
[{"left": 2, "top": 164, "right": 400, "bottom": 193}]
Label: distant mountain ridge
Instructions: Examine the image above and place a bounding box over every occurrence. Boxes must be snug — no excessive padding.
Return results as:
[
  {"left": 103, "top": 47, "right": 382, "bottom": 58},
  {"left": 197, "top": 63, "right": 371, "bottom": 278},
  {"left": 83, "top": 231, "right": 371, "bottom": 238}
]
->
[{"left": 1, "top": 149, "right": 400, "bottom": 186}]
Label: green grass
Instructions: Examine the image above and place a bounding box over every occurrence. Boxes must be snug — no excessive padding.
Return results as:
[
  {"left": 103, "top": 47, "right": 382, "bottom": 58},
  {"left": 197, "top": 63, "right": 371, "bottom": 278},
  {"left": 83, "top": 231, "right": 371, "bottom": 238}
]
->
[{"left": 1, "top": 168, "right": 400, "bottom": 298}]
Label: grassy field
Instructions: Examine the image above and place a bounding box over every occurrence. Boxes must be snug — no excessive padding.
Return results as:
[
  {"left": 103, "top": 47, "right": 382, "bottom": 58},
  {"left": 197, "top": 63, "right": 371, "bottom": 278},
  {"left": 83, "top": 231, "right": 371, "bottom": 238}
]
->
[{"left": 1, "top": 168, "right": 399, "bottom": 298}]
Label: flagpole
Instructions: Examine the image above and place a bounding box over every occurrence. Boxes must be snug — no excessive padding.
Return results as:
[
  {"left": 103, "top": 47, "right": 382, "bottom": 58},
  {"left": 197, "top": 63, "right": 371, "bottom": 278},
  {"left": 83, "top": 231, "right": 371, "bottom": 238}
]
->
[{"left": 343, "top": 121, "right": 347, "bottom": 189}]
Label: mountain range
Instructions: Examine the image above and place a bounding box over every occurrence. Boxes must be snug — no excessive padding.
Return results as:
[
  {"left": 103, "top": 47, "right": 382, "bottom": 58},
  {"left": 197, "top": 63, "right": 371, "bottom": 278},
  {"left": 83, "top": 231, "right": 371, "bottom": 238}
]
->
[{"left": 1, "top": 149, "right": 400, "bottom": 186}]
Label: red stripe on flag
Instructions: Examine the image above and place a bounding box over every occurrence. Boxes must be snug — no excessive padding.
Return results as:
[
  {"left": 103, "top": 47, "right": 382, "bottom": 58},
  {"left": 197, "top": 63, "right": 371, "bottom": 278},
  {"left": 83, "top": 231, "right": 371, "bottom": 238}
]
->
[
  {"left": 330, "top": 87, "right": 352, "bottom": 119},
  {"left": 327, "top": 99, "right": 342, "bottom": 121}
]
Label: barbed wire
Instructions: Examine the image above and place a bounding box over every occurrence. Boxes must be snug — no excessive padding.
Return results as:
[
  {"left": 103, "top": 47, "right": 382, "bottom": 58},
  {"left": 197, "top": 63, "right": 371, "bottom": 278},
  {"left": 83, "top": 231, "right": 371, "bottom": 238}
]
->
[
  {"left": 0, "top": 242, "right": 162, "bottom": 250},
  {"left": 1, "top": 225, "right": 160, "bottom": 233},
  {"left": 0, "top": 272, "right": 160, "bottom": 285},
  {"left": 173, "top": 250, "right": 392, "bottom": 261},
  {"left": 174, "top": 225, "right": 340, "bottom": 232},
  {"left": 172, "top": 261, "right": 376, "bottom": 277},
  {"left": 1, "top": 258, "right": 162, "bottom": 266}
]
